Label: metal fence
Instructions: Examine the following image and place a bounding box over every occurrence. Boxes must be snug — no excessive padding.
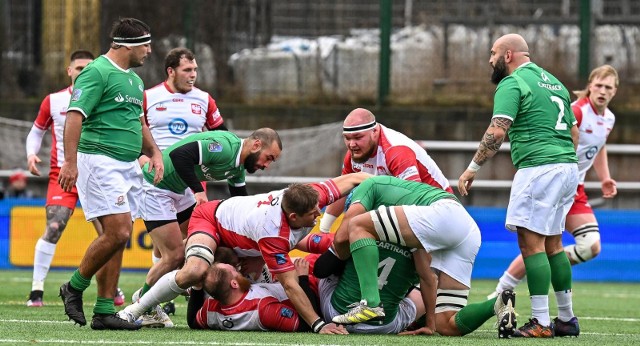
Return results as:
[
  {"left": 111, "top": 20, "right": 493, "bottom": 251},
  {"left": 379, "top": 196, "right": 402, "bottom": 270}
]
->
[{"left": 2, "top": 0, "right": 640, "bottom": 103}]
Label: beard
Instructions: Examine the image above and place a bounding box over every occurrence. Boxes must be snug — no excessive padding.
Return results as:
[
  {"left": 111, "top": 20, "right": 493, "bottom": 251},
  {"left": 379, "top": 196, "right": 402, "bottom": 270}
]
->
[
  {"left": 243, "top": 151, "right": 261, "bottom": 173},
  {"left": 350, "top": 143, "right": 376, "bottom": 164},
  {"left": 237, "top": 275, "right": 252, "bottom": 292},
  {"left": 491, "top": 56, "right": 508, "bottom": 85}
]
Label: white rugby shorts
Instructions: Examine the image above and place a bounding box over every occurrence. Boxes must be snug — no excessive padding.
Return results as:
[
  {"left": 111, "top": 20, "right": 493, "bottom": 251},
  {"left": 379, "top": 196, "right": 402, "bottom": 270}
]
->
[{"left": 139, "top": 179, "right": 196, "bottom": 221}]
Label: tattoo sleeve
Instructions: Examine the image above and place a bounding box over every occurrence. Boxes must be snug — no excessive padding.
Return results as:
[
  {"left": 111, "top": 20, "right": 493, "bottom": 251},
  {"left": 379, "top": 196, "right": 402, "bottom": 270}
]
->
[{"left": 473, "top": 117, "right": 512, "bottom": 166}]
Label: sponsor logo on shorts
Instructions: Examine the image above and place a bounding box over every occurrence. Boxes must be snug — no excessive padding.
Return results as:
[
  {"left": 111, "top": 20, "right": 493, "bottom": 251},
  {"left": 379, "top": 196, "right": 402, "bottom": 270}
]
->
[
  {"left": 280, "top": 307, "right": 294, "bottom": 318},
  {"left": 208, "top": 141, "right": 223, "bottom": 152},
  {"left": 275, "top": 253, "right": 287, "bottom": 265},
  {"left": 312, "top": 235, "right": 322, "bottom": 244},
  {"left": 52, "top": 195, "right": 63, "bottom": 200},
  {"left": 115, "top": 195, "right": 126, "bottom": 206},
  {"left": 71, "top": 89, "right": 82, "bottom": 101}
]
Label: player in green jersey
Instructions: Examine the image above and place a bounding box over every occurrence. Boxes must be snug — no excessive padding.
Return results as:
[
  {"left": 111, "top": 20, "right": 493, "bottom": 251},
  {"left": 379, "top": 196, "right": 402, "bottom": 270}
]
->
[
  {"left": 458, "top": 34, "right": 580, "bottom": 338},
  {"left": 134, "top": 128, "right": 281, "bottom": 327},
  {"left": 57, "top": 18, "right": 163, "bottom": 330},
  {"left": 328, "top": 176, "right": 517, "bottom": 338}
]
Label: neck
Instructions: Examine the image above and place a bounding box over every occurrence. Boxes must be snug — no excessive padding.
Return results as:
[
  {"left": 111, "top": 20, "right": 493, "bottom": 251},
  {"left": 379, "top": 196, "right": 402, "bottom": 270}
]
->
[
  {"left": 105, "top": 49, "right": 130, "bottom": 70},
  {"left": 222, "top": 289, "right": 245, "bottom": 306},
  {"left": 165, "top": 80, "right": 176, "bottom": 93},
  {"left": 239, "top": 138, "right": 253, "bottom": 163}
]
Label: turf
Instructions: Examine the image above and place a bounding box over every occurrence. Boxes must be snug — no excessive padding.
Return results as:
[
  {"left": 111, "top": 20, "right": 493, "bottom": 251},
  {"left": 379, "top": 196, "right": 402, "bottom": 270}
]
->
[{"left": 1, "top": 269, "right": 638, "bottom": 345}]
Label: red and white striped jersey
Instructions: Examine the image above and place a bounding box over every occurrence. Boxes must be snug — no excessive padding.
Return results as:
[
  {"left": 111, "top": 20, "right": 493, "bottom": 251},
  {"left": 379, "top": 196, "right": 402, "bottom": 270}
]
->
[
  {"left": 28, "top": 87, "right": 72, "bottom": 168},
  {"left": 194, "top": 283, "right": 301, "bottom": 331},
  {"left": 213, "top": 180, "right": 340, "bottom": 275},
  {"left": 572, "top": 97, "right": 615, "bottom": 183},
  {"left": 143, "top": 82, "right": 223, "bottom": 150},
  {"left": 342, "top": 124, "right": 452, "bottom": 192}
]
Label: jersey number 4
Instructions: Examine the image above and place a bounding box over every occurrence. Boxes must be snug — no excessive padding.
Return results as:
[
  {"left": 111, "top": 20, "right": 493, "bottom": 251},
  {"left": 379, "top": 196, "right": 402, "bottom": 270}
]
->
[{"left": 377, "top": 257, "right": 396, "bottom": 290}]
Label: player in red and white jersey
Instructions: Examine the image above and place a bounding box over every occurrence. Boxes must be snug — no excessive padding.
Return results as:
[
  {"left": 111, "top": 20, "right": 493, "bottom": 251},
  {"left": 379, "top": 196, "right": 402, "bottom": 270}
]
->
[
  {"left": 143, "top": 48, "right": 225, "bottom": 151},
  {"left": 319, "top": 108, "right": 451, "bottom": 258},
  {"left": 118, "top": 173, "right": 370, "bottom": 334},
  {"left": 490, "top": 65, "right": 619, "bottom": 313},
  {"left": 187, "top": 261, "right": 317, "bottom": 332}
]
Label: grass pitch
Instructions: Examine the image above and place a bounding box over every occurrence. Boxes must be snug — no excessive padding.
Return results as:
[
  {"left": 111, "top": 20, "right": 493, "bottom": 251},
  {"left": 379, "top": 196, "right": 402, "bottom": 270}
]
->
[{"left": 0, "top": 269, "right": 638, "bottom": 345}]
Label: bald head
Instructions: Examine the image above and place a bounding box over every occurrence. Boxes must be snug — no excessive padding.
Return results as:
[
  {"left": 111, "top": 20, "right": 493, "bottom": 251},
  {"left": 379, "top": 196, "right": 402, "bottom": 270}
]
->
[
  {"left": 344, "top": 108, "right": 376, "bottom": 127},
  {"left": 494, "top": 34, "right": 529, "bottom": 54}
]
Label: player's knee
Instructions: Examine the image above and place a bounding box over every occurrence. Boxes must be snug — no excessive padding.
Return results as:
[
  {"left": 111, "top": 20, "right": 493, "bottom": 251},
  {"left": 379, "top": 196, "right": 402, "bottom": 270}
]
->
[
  {"left": 435, "top": 312, "right": 462, "bottom": 336},
  {"left": 565, "top": 224, "right": 600, "bottom": 263}
]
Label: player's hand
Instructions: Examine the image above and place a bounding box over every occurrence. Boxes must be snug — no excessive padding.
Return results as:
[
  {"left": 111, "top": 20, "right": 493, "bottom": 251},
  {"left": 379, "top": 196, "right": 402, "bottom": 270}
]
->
[
  {"left": 138, "top": 154, "right": 151, "bottom": 168},
  {"left": 399, "top": 326, "right": 436, "bottom": 335},
  {"left": 294, "top": 257, "right": 309, "bottom": 276},
  {"left": 58, "top": 161, "right": 78, "bottom": 192},
  {"left": 601, "top": 178, "right": 617, "bottom": 198},
  {"left": 148, "top": 152, "right": 164, "bottom": 185},
  {"left": 194, "top": 191, "right": 208, "bottom": 206},
  {"left": 320, "top": 322, "right": 349, "bottom": 334},
  {"left": 457, "top": 170, "right": 476, "bottom": 196},
  {"left": 27, "top": 154, "right": 42, "bottom": 176}
]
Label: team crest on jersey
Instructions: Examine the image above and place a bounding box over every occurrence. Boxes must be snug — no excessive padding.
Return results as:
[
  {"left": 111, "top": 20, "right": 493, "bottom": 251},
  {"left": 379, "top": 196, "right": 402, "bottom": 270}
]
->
[
  {"left": 191, "top": 103, "right": 202, "bottom": 114},
  {"left": 155, "top": 103, "right": 167, "bottom": 111},
  {"left": 208, "top": 141, "right": 223, "bottom": 152},
  {"left": 280, "top": 307, "right": 294, "bottom": 318},
  {"left": 71, "top": 89, "right": 82, "bottom": 101},
  {"left": 60, "top": 107, "right": 67, "bottom": 115},
  {"left": 275, "top": 254, "right": 287, "bottom": 265},
  {"left": 222, "top": 318, "right": 234, "bottom": 329}
]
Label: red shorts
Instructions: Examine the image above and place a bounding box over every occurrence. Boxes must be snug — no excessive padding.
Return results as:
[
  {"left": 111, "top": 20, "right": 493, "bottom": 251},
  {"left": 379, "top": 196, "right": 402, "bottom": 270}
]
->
[
  {"left": 187, "top": 200, "right": 222, "bottom": 244},
  {"left": 567, "top": 184, "right": 593, "bottom": 216},
  {"left": 46, "top": 167, "right": 79, "bottom": 209}
]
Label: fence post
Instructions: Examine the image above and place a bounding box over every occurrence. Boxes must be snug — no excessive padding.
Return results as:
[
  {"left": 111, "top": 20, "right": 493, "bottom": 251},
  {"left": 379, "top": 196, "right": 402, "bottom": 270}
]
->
[{"left": 378, "top": 0, "right": 392, "bottom": 106}]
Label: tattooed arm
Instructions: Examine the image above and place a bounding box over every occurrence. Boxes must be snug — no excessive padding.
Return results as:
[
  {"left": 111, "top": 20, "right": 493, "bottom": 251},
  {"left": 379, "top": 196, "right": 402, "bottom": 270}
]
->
[{"left": 457, "top": 117, "right": 512, "bottom": 196}]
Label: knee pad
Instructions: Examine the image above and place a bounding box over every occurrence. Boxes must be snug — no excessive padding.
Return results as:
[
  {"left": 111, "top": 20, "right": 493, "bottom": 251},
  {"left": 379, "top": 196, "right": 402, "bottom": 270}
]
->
[
  {"left": 565, "top": 223, "right": 600, "bottom": 263},
  {"left": 435, "top": 289, "right": 469, "bottom": 313},
  {"left": 370, "top": 205, "right": 406, "bottom": 246},
  {"left": 185, "top": 244, "right": 215, "bottom": 266}
]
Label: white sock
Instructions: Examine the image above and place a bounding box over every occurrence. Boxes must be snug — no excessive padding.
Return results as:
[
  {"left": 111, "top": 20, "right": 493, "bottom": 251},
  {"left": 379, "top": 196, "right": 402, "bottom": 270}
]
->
[
  {"left": 555, "top": 289, "right": 574, "bottom": 322},
  {"left": 496, "top": 271, "right": 521, "bottom": 293},
  {"left": 126, "top": 270, "right": 184, "bottom": 318},
  {"left": 530, "top": 295, "right": 550, "bottom": 326},
  {"left": 152, "top": 253, "right": 161, "bottom": 264},
  {"left": 32, "top": 239, "right": 57, "bottom": 291}
]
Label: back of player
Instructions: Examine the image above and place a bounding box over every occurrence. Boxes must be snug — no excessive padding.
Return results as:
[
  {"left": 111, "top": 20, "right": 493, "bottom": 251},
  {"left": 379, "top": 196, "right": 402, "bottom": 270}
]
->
[
  {"left": 352, "top": 175, "right": 457, "bottom": 209},
  {"left": 330, "top": 242, "right": 417, "bottom": 325},
  {"left": 497, "top": 63, "right": 577, "bottom": 169}
]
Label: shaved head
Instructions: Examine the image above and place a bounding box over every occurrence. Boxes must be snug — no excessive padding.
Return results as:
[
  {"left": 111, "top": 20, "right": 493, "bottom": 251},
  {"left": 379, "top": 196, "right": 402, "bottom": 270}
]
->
[
  {"left": 344, "top": 108, "right": 376, "bottom": 127},
  {"left": 494, "top": 34, "right": 529, "bottom": 54}
]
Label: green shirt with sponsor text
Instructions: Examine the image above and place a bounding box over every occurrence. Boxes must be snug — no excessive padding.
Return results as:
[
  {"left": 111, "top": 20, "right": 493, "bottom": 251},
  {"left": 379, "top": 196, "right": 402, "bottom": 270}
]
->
[
  {"left": 492, "top": 62, "right": 578, "bottom": 169},
  {"left": 68, "top": 56, "right": 145, "bottom": 162}
]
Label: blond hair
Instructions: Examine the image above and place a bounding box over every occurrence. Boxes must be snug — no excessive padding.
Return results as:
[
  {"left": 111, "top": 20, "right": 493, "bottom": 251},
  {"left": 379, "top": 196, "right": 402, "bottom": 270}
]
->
[{"left": 573, "top": 65, "right": 619, "bottom": 99}]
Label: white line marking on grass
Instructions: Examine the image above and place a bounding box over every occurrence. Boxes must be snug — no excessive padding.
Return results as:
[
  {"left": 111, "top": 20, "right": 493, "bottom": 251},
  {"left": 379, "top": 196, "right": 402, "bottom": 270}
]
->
[
  {"left": 0, "top": 340, "right": 349, "bottom": 346},
  {"left": 581, "top": 316, "right": 640, "bottom": 322}
]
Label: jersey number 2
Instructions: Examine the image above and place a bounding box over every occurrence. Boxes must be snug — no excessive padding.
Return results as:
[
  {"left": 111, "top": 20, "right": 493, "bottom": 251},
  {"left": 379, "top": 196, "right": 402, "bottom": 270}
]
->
[{"left": 550, "top": 96, "right": 568, "bottom": 131}]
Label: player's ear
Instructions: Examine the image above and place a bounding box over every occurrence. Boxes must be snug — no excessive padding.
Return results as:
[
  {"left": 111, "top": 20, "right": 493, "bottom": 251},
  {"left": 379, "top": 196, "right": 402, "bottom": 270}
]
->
[
  {"left": 230, "top": 279, "right": 239, "bottom": 289},
  {"left": 251, "top": 139, "right": 262, "bottom": 153}
]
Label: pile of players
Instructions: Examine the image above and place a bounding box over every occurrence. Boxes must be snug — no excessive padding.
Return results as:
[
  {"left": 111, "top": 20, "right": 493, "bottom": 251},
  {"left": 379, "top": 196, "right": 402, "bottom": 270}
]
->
[{"left": 27, "top": 17, "right": 619, "bottom": 338}]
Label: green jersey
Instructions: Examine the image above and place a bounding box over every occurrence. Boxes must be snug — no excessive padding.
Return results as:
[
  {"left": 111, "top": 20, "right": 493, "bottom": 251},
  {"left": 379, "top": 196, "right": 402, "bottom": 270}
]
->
[
  {"left": 493, "top": 62, "right": 578, "bottom": 169},
  {"left": 351, "top": 175, "right": 458, "bottom": 209},
  {"left": 68, "top": 56, "right": 145, "bottom": 162},
  {"left": 143, "top": 131, "right": 245, "bottom": 193},
  {"left": 331, "top": 241, "right": 418, "bottom": 325}
]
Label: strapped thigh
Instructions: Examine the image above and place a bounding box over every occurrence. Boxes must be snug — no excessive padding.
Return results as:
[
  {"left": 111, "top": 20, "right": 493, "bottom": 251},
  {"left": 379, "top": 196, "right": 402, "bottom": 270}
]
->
[
  {"left": 435, "top": 288, "right": 469, "bottom": 313},
  {"left": 370, "top": 205, "right": 406, "bottom": 246}
]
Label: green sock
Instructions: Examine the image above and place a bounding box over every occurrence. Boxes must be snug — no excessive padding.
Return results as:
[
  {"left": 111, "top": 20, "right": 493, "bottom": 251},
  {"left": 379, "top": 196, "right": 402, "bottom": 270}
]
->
[
  {"left": 93, "top": 297, "right": 116, "bottom": 315},
  {"left": 350, "top": 238, "right": 380, "bottom": 307},
  {"left": 69, "top": 270, "right": 91, "bottom": 292},
  {"left": 524, "top": 252, "right": 551, "bottom": 296},
  {"left": 454, "top": 297, "right": 497, "bottom": 335},
  {"left": 549, "top": 251, "right": 572, "bottom": 291},
  {"left": 140, "top": 282, "right": 152, "bottom": 297}
]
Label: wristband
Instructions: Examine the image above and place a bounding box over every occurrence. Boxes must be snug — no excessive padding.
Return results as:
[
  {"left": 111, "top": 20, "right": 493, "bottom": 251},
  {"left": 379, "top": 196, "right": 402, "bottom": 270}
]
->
[
  {"left": 467, "top": 161, "right": 481, "bottom": 173},
  {"left": 319, "top": 213, "right": 337, "bottom": 233},
  {"left": 312, "top": 317, "right": 327, "bottom": 333}
]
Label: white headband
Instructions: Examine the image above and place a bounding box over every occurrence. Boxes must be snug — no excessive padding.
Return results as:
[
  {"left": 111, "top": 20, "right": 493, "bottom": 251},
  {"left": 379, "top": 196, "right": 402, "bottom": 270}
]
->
[
  {"left": 113, "top": 34, "right": 151, "bottom": 46},
  {"left": 343, "top": 121, "right": 377, "bottom": 134}
]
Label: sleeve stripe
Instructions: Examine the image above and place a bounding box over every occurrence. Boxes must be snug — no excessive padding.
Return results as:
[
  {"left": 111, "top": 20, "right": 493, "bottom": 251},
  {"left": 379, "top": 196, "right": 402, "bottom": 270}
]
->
[{"left": 492, "top": 114, "right": 514, "bottom": 121}]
